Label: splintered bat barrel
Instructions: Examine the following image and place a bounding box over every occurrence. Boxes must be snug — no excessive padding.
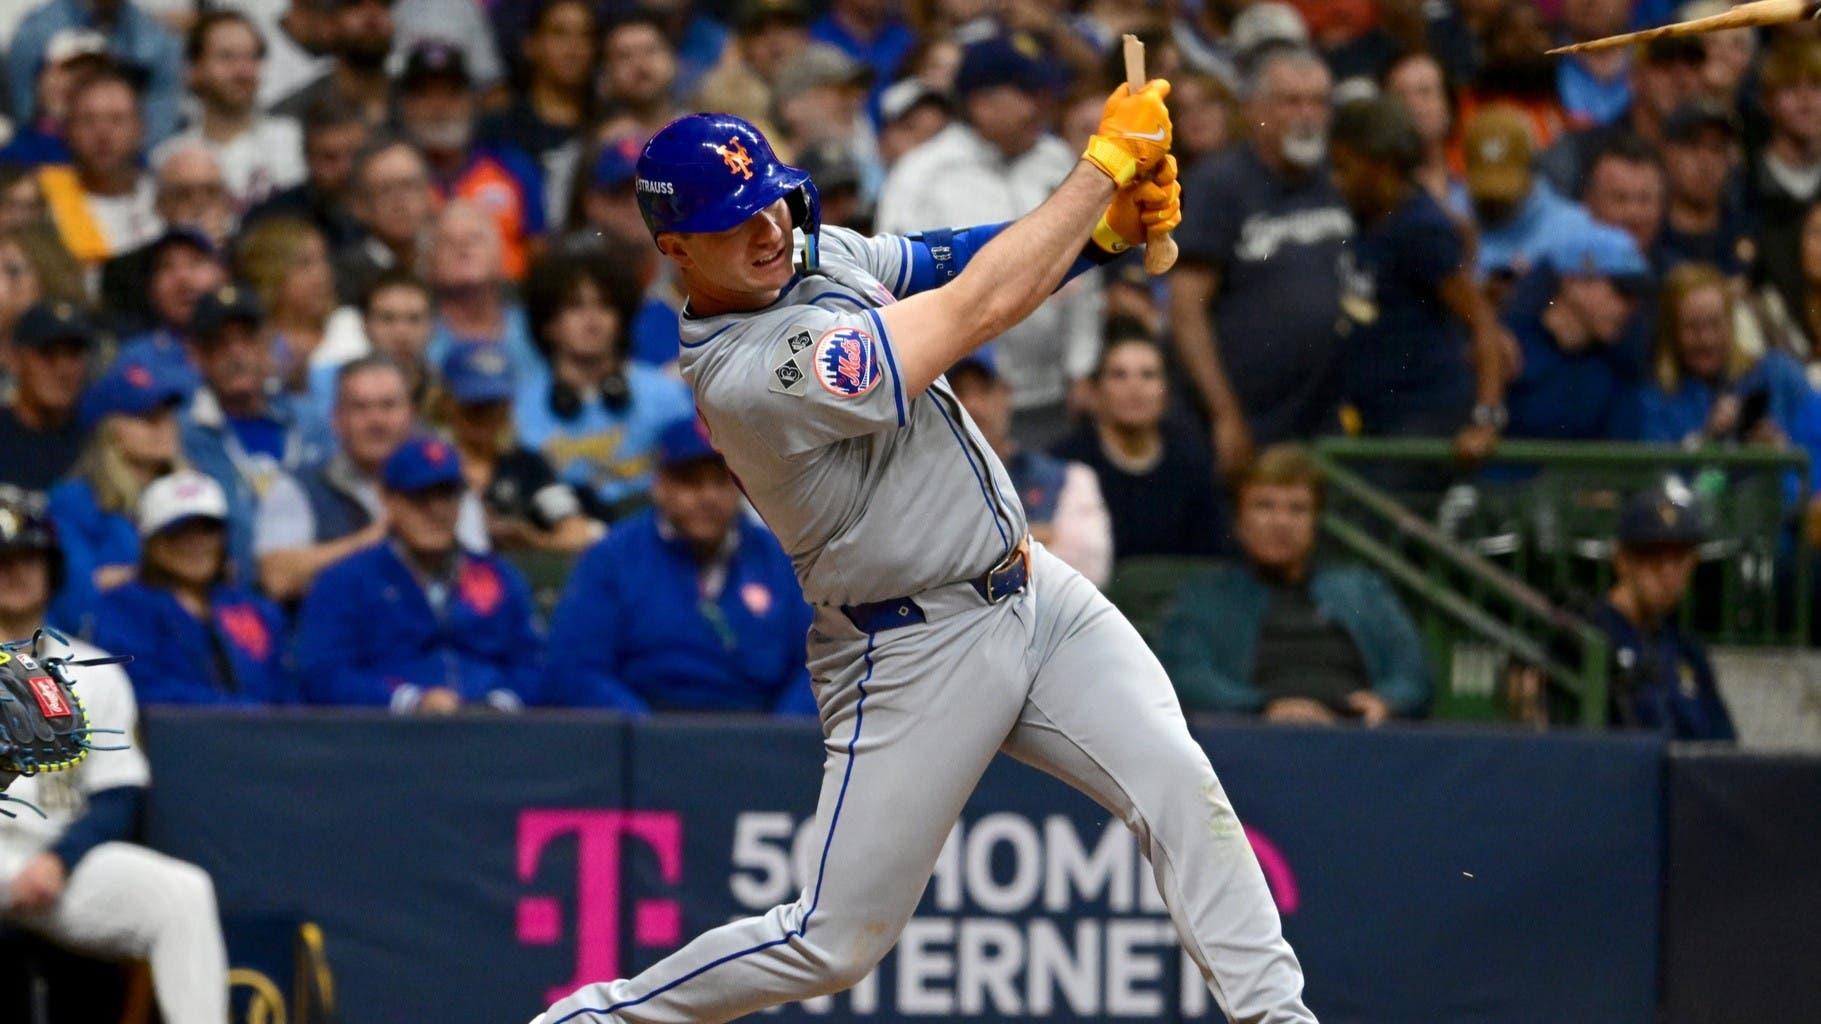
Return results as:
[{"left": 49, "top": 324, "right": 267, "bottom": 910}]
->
[
  {"left": 1122, "top": 33, "right": 1179, "bottom": 275},
  {"left": 1547, "top": 0, "right": 1816, "bottom": 55}
]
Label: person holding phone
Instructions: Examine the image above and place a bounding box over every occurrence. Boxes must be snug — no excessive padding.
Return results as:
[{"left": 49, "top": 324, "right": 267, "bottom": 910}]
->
[{"left": 1640, "top": 262, "right": 1819, "bottom": 450}]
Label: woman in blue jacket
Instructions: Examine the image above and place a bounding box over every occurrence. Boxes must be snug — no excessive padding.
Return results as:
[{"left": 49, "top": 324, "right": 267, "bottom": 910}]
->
[
  {"left": 48, "top": 351, "right": 195, "bottom": 632},
  {"left": 91, "top": 470, "right": 294, "bottom": 706},
  {"left": 1640, "top": 262, "right": 1821, "bottom": 457}
]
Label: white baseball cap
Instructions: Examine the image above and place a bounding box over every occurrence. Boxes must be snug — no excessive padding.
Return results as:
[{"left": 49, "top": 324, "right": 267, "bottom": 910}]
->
[
  {"left": 44, "top": 29, "right": 110, "bottom": 68},
  {"left": 137, "top": 470, "right": 228, "bottom": 539},
  {"left": 1230, "top": 3, "right": 1310, "bottom": 58}
]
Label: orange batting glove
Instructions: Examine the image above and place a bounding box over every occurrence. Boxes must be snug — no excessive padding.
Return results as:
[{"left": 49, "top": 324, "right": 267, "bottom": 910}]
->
[
  {"left": 1082, "top": 79, "right": 1173, "bottom": 187},
  {"left": 1092, "top": 156, "right": 1182, "bottom": 254}
]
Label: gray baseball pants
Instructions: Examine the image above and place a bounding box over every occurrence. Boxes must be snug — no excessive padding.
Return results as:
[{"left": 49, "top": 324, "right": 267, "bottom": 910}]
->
[{"left": 542, "top": 544, "right": 1315, "bottom": 1023}]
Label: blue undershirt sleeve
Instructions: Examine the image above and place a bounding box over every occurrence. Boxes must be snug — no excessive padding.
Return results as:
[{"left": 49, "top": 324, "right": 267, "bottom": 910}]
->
[
  {"left": 901, "top": 223, "right": 1122, "bottom": 297},
  {"left": 49, "top": 785, "right": 145, "bottom": 869}
]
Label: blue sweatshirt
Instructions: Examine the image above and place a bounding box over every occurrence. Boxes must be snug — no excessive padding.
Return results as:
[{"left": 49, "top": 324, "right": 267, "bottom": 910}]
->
[
  {"left": 92, "top": 580, "right": 294, "bottom": 706},
  {"left": 292, "top": 542, "right": 542, "bottom": 708},
  {"left": 1504, "top": 265, "right": 1651, "bottom": 440},
  {"left": 544, "top": 509, "right": 815, "bottom": 714},
  {"left": 46, "top": 478, "right": 140, "bottom": 634}
]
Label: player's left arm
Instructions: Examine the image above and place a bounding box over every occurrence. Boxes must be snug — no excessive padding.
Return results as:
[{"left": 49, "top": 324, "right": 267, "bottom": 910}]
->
[{"left": 841, "top": 161, "right": 1179, "bottom": 302}]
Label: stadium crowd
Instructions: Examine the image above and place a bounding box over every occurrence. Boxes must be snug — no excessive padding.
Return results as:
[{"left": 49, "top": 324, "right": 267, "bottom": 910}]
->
[
  {"left": 0, "top": 1, "right": 1793, "bottom": 1017},
  {"left": 0, "top": 0, "right": 1785, "bottom": 742}
]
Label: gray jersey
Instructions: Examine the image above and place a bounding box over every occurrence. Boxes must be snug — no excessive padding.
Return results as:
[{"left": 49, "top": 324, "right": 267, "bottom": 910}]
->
[{"left": 677, "top": 226, "right": 1028, "bottom": 607}]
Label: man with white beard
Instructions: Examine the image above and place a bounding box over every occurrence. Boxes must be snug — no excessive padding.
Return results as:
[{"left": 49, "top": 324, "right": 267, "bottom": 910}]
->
[{"left": 1169, "top": 46, "right": 1353, "bottom": 479}]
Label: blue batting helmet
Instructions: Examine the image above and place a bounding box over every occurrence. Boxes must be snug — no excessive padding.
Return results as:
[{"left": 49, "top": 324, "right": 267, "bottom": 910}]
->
[{"left": 635, "top": 113, "right": 823, "bottom": 268}]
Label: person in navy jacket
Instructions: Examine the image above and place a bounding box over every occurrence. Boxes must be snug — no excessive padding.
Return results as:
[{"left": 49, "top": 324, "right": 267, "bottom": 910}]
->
[
  {"left": 92, "top": 470, "right": 293, "bottom": 706},
  {"left": 1504, "top": 222, "right": 1655, "bottom": 441},
  {"left": 292, "top": 434, "right": 541, "bottom": 713},
  {"left": 545, "top": 418, "right": 815, "bottom": 714}
]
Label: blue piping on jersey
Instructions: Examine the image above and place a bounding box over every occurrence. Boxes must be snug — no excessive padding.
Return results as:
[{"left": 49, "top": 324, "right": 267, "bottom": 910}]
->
[
  {"left": 808, "top": 292, "right": 866, "bottom": 309},
  {"left": 931, "top": 393, "right": 1012, "bottom": 552},
  {"left": 864, "top": 306, "right": 906, "bottom": 427},
  {"left": 679, "top": 320, "right": 740, "bottom": 349},
  {"left": 893, "top": 237, "right": 912, "bottom": 295},
  {"left": 678, "top": 272, "right": 807, "bottom": 347},
  {"left": 552, "top": 634, "right": 876, "bottom": 1024}
]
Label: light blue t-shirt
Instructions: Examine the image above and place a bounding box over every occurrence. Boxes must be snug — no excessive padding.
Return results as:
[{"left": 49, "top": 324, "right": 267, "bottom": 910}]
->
[{"left": 513, "top": 362, "right": 694, "bottom": 513}]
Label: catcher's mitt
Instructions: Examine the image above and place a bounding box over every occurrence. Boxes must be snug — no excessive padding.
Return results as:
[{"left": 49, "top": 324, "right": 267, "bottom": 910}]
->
[{"left": 0, "top": 629, "right": 131, "bottom": 815}]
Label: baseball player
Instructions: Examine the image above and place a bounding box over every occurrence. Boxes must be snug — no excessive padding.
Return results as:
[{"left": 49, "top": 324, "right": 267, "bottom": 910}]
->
[
  {"left": 537, "top": 80, "right": 1315, "bottom": 1024},
  {"left": 0, "top": 491, "right": 230, "bottom": 1024}
]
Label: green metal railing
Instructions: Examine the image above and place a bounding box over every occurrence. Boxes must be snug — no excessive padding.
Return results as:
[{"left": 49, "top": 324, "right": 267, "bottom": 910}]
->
[
  {"left": 1314, "top": 438, "right": 1811, "bottom": 645},
  {"left": 1307, "top": 449, "right": 1611, "bottom": 725}
]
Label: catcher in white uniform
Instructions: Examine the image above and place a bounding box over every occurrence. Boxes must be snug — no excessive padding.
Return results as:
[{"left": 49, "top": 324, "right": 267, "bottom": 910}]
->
[{"left": 0, "top": 488, "right": 229, "bottom": 1024}]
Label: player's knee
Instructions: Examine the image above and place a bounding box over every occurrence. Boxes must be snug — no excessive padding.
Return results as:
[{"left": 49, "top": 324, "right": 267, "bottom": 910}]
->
[
  {"left": 156, "top": 858, "right": 219, "bottom": 916},
  {"left": 812, "top": 943, "right": 886, "bottom": 994},
  {"left": 800, "top": 920, "right": 895, "bottom": 994}
]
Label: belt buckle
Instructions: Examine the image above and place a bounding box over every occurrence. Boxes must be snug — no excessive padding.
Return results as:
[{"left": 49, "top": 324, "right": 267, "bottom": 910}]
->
[{"left": 982, "top": 538, "right": 1031, "bottom": 604}]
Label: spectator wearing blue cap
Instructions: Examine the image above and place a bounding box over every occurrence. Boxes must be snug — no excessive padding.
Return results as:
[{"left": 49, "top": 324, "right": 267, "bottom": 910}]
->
[
  {"left": 437, "top": 341, "right": 597, "bottom": 553},
  {"left": 0, "top": 302, "right": 94, "bottom": 490},
  {"left": 515, "top": 251, "right": 694, "bottom": 520},
  {"left": 877, "top": 32, "right": 1100, "bottom": 450},
  {"left": 47, "top": 350, "right": 195, "bottom": 631},
  {"left": 545, "top": 418, "right": 815, "bottom": 714},
  {"left": 292, "top": 434, "right": 541, "bottom": 712},
  {"left": 950, "top": 353, "right": 1112, "bottom": 587},
  {"left": 6, "top": 0, "right": 186, "bottom": 147},
  {"left": 254, "top": 355, "right": 490, "bottom": 601},
  {"left": 92, "top": 469, "right": 294, "bottom": 706},
  {"left": 1504, "top": 221, "right": 1655, "bottom": 440},
  {"left": 182, "top": 283, "right": 334, "bottom": 584}
]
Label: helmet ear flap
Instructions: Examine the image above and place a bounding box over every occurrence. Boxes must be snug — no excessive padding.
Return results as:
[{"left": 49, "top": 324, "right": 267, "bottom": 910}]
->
[{"left": 787, "top": 179, "right": 821, "bottom": 271}]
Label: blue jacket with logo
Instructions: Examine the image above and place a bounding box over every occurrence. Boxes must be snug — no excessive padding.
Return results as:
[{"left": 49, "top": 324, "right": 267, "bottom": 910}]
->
[
  {"left": 92, "top": 581, "right": 294, "bottom": 706},
  {"left": 544, "top": 509, "right": 814, "bottom": 714},
  {"left": 292, "top": 542, "right": 542, "bottom": 707}
]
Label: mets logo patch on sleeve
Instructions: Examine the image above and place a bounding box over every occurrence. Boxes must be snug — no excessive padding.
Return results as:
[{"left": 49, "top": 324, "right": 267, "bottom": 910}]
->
[{"left": 814, "top": 327, "right": 882, "bottom": 398}]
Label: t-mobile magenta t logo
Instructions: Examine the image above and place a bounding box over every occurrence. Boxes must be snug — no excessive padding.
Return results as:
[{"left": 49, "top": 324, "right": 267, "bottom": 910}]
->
[{"left": 517, "top": 810, "right": 684, "bottom": 1004}]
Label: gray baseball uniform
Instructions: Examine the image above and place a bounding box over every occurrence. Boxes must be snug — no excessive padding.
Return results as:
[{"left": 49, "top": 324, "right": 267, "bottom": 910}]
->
[{"left": 541, "top": 226, "right": 1314, "bottom": 1024}]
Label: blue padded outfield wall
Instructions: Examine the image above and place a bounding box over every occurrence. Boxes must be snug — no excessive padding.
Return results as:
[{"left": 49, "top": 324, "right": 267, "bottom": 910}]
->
[{"left": 142, "top": 714, "right": 1665, "bottom": 1024}]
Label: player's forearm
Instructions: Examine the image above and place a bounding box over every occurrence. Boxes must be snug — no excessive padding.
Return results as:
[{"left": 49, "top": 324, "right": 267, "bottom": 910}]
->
[{"left": 888, "top": 163, "right": 1114, "bottom": 393}]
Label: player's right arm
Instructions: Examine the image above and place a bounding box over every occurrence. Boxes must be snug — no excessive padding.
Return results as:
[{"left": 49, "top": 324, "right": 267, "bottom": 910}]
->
[{"left": 878, "top": 81, "right": 1173, "bottom": 398}]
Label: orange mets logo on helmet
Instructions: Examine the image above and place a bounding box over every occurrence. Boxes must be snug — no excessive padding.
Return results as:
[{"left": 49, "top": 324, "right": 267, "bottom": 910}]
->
[
  {"left": 715, "top": 137, "right": 754, "bottom": 179},
  {"left": 813, "top": 327, "right": 880, "bottom": 398}
]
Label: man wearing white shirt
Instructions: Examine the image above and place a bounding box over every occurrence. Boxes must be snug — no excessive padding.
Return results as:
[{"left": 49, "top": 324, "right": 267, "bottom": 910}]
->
[
  {"left": 874, "top": 32, "right": 1103, "bottom": 449},
  {"left": 0, "top": 489, "right": 229, "bottom": 1024},
  {"left": 162, "top": 9, "right": 305, "bottom": 211},
  {"left": 39, "top": 65, "right": 161, "bottom": 267}
]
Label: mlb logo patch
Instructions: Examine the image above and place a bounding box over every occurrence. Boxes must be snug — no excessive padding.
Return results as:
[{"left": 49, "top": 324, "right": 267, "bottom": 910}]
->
[
  {"left": 28, "top": 676, "right": 71, "bottom": 718},
  {"left": 813, "top": 327, "right": 881, "bottom": 399}
]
